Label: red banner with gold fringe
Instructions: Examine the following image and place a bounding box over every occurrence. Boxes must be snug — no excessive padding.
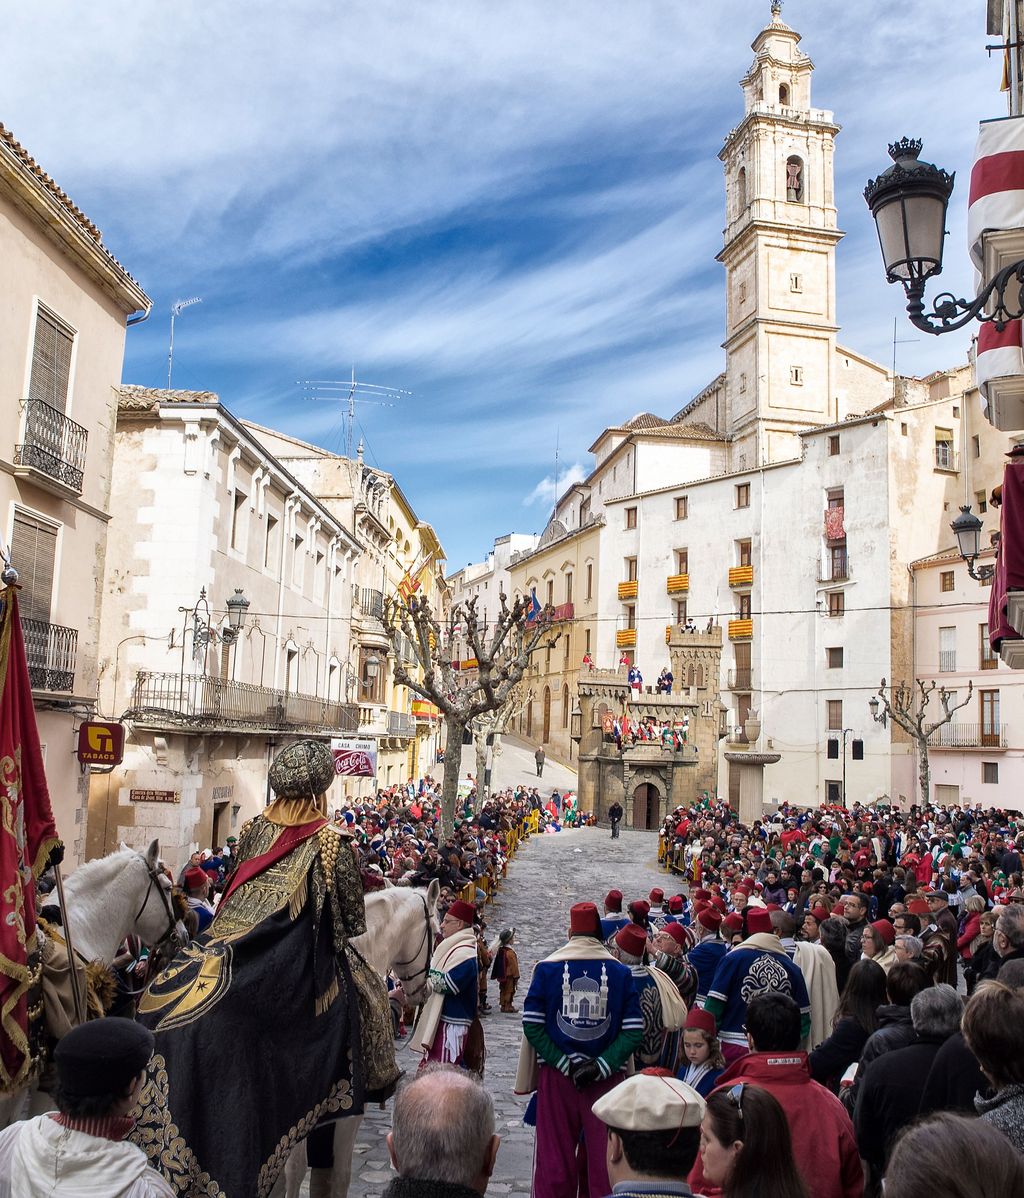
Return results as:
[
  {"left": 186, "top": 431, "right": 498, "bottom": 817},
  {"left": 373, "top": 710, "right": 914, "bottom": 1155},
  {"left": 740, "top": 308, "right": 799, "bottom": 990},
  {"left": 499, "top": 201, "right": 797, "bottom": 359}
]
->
[{"left": 0, "top": 587, "right": 59, "bottom": 1091}]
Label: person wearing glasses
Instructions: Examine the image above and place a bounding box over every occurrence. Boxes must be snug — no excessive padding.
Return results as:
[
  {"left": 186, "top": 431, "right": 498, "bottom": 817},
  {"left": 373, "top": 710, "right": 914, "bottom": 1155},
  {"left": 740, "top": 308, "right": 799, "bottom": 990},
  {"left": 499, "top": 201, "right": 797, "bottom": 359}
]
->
[
  {"left": 688, "top": 992, "right": 862, "bottom": 1198},
  {"left": 698, "top": 1083, "right": 808, "bottom": 1198}
]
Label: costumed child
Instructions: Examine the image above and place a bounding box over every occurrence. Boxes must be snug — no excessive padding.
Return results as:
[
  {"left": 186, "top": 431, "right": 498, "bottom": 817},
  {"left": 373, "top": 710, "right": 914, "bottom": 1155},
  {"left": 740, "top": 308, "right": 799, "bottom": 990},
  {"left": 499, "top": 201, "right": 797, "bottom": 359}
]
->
[
  {"left": 491, "top": 927, "right": 521, "bottom": 1012},
  {"left": 677, "top": 1007, "right": 725, "bottom": 1097}
]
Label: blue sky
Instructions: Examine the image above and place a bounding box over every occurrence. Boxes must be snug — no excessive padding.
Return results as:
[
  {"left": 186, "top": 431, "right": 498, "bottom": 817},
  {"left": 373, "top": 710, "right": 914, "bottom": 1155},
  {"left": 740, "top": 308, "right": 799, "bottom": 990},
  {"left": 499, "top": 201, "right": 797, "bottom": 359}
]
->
[{"left": 4, "top": 2, "right": 998, "bottom": 567}]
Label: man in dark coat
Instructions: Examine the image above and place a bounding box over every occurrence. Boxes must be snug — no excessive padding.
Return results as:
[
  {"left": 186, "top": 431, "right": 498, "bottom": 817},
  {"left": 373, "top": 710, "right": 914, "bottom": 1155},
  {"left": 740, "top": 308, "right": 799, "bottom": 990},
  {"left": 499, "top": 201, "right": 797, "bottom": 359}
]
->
[
  {"left": 854, "top": 984, "right": 963, "bottom": 1186},
  {"left": 923, "top": 889, "right": 960, "bottom": 985}
]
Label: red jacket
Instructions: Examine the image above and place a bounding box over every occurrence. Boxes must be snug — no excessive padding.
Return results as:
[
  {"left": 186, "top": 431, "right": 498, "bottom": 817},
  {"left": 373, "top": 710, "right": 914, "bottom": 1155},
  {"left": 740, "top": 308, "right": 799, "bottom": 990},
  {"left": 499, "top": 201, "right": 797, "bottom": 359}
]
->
[
  {"left": 957, "top": 911, "right": 982, "bottom": 957},
  {"left": 688, "top": 1051, "right": 863, "bottom": 1198}
]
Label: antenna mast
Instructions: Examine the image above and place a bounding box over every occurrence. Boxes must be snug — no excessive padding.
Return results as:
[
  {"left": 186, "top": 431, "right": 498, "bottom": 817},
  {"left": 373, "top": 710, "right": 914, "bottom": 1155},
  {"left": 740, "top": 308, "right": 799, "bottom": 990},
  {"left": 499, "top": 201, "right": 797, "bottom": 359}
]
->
[{"left": 298, "top": 369, "right": 412, "bottom": 458}]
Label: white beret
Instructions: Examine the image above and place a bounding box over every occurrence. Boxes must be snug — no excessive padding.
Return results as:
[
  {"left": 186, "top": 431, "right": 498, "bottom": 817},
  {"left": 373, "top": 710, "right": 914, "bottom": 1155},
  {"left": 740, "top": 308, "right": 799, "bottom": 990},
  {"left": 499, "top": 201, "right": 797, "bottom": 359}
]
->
[{"left": 591, "top": 1071, "right": 705, "bottom": 1131}]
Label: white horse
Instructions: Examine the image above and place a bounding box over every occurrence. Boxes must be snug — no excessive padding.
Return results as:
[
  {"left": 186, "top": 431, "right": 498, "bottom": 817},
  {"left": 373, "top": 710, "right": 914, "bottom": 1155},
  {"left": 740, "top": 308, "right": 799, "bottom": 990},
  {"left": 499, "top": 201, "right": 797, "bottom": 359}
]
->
[
  {"left": 0, "top": 839, "right": 182, "bottom": 1128},
  {"left": 278, "top": 880, "right": 441, "bottom": 1198}
]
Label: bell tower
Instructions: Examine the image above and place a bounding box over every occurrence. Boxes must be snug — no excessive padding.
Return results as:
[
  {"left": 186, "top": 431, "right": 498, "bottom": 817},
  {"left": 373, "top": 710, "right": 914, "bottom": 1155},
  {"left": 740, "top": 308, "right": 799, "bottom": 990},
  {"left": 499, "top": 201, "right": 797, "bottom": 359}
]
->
[{"left": 718, "top": 1, "right": 843, "bottom": 467}]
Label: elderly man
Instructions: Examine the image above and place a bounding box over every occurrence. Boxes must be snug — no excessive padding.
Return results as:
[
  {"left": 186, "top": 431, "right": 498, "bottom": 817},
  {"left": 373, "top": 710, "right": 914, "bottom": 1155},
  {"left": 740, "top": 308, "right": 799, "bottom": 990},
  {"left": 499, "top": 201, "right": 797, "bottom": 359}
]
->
[
  {"left": 687, "top": 908, "right": 726, "bottom": 1004},
  {"left": 994, "top": 902, "right": 1024, "bottom": 968},
  {"left": 412, "top": 898, "right": 482, "bottom": 1069},
  {"left": 922, "top": 888, "right": 960, "bottom": 984},
  {"left": 0, "top": 1019, "right": 173, "bottom": 1197},
  {"left": 385, "top": 1066, "right": 500, "bottom": 1198},
  {"left": 650, "top": 922, "right": 698, "bottom": 1008},
  {"left": 610, "top": 924, "right": 688, "bottom": 1070},
  {"left": 854, "top": 984, "right": 964, "bottom": 1187},
  {"left": 592, "top": 1071, "right": 706, "bottom": 1198},
  {"left": 517, "top": 902, "right": 643, "bottom": 1198}
]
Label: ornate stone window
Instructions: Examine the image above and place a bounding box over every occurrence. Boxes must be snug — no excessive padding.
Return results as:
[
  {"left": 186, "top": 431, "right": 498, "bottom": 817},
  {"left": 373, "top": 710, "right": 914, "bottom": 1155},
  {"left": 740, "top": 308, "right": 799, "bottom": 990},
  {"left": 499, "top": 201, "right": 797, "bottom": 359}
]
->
[{"left": 786, "top": 155, "right": 804, "bottom": 202}]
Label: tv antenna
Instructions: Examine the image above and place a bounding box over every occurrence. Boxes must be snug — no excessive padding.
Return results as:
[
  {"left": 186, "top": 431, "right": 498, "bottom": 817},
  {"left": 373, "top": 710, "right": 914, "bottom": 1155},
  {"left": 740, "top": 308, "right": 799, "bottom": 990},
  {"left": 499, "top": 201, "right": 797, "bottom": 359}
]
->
[{"left": 297, "top": 368, "right": 411, "bottom": 458}]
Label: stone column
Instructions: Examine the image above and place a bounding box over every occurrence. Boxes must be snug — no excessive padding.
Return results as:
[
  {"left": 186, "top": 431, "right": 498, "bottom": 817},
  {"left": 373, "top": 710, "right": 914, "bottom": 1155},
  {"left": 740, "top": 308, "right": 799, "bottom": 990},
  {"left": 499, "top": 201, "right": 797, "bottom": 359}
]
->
[{"left": 724, "top": 751, "right": 781, "bottom": 825}]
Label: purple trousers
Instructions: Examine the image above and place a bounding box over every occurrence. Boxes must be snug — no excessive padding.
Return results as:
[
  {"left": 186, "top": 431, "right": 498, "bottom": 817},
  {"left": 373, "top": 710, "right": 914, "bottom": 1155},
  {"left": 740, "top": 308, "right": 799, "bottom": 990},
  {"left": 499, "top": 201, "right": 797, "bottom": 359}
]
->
[{"left": 532, "top": 1065, "right": 623, "bottom": 1198}]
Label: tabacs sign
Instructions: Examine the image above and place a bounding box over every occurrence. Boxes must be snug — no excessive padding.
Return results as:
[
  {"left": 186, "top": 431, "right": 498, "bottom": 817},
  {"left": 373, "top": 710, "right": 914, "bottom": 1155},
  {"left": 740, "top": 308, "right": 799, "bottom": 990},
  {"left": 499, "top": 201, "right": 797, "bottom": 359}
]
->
[{"left": 77, "top": 721, "right": 125, "bottom": 767}]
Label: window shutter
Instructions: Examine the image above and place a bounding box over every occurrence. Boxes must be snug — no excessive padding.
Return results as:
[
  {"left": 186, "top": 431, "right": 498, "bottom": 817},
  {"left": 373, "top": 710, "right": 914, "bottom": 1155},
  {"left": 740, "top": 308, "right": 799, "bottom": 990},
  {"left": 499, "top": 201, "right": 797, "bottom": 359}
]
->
[
  {"left": 28, "top": 309, "right": 74, "bottom": 413},
  {"left": 10, "top": 510, "right": 58, "bottom": 623},
  {"left": 827, "top": 739, "right": 839, "bottom": 759}
]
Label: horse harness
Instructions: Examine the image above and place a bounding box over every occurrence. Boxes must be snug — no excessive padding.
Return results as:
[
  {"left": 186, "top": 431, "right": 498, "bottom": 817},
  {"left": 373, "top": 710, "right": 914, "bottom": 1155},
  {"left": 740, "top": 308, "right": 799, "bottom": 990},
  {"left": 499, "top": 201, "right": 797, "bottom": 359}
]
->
[
  {"left": 133, "top": 852, "right": 184, "bottom": 957},
  {"left": 391, "top": 894, "right": 435, "bottom": 989}
]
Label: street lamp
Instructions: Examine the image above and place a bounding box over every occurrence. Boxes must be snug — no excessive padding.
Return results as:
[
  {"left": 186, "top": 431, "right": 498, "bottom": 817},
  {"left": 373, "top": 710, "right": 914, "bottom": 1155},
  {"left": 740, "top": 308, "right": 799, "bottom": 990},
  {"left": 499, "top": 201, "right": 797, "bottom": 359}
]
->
[
  {"left": 865, "top": 138, "right": 1024, "bottom": 335},
  {"left": 364, "top": 651, "right": 381, "bottom": 684},
  {"left": 570, "top": 700, "right": 583, "bottom": 744},
  {"left": 868, "top": 693, "right": 887, "bottom": 729},
  {"left": 950, "top": 505, "right": 995, "bottom": 582},
  {"left": 167, "top": 296, "right": 203, "bottom": 388},
  {"left": 221, "top": 588, "right": 251, "bottom": 644}
]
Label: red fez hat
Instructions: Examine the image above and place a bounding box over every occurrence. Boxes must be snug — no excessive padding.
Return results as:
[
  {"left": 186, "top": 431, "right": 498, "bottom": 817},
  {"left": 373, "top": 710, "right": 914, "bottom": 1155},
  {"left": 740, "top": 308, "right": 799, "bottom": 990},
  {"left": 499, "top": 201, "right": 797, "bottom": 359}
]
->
[
  {"left": 907, "top": 897, "right": 931, "bottom": 916},
  {"left": 663, "top": 922, "right": 689, "bottom": 947},
  {"left": 746, "top": 908, "right": 773, "bottom": 936},
  {"left": 711, "top": 896, "right": 728, "bottom": 913},
  {"left": 697, "top": 908, "right": 723, "bottom": 933},
  {"left": 723, "top": 912, "right": 745, "bottom": 933},
  {"left": 832, "top": 900, "right": 847, "bottom": 916},
  {"left": 684, "top": 1007, "right": 717, "bottom": 1036},
  {"left": 809, "top": 906, "right": 830, "bottom": 924},
  {"left": 668, "top": 896, "right": 684, "bottom": 913},
  {"left": 615, "top": 924, "right": 649, "bottom": 958},
  {"left": 570, "top": 902, "right": 601, "bottom": 936},
  {"left": 693, "top": 888, "right": 711, "bottom": 901},
  {"left": 736, "top": 882, "right": 753, "bottom": 895},
  {"left": 605, "top": 889, "right": 623, "bottom": 911},
  {"left": 632, "top": 900, "right": 651, "bottom": 916},
  {"left": 649, "top": 887, "right": 665, "bottom": 904},
  {"left": 692, "top": 899, "right": 710, "bottom": 915},
  {"left": 446, "top": 899, "right": 476, "bottom": 925},
  {"left": 765, "top": 903, "right": 781, "bottom": 912},
  {"left": 184, "top": 867, "right": 209, "bottom": 891},
  {"left": 871, "top": 919, "right": 896, "bottom": 946}
]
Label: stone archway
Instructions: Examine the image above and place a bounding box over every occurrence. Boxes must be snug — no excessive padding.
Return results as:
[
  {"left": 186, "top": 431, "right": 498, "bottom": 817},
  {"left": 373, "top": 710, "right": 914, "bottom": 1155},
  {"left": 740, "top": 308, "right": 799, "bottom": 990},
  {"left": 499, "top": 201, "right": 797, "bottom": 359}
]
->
[{"left": 632, "top": 781, "right": 662, "bottom": 831}]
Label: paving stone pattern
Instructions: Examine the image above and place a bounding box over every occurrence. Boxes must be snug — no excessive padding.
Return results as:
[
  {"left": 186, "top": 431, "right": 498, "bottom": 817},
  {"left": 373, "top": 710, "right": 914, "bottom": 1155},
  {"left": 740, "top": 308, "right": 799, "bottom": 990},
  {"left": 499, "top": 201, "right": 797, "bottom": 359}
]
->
[{"left": 337, "top": 826, "right": 663, "bottom": 1198}]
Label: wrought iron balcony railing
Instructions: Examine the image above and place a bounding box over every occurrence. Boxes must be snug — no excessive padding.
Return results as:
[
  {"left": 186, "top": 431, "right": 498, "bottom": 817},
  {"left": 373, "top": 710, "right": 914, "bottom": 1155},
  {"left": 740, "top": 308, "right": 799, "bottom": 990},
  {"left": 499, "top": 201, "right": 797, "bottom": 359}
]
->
[
  {"left": 818, "top": 553, "right": 850, "bottom": 583},
  {"left": 128, "top": 671, "right": 358, "bottom": 734},
  {"left": 14, "top": 400, "right": 88, "bottom": 494},
  {"left": 934, "top": 721, "right": 1008, "bottom": 749},
  {"left": 728, "top": 668, "right": 752, "bottom": 690},
  {"left": 23, "top": 618, "right": 77, "bottom": 692}
]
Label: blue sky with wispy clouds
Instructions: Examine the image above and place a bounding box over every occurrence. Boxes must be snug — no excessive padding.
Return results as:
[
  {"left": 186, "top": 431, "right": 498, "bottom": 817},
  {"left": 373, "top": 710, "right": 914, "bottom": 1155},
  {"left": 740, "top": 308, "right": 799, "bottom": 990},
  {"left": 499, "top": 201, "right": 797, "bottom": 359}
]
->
[{"left": 4, "top": 2, "right": 997, "bottom": 566}]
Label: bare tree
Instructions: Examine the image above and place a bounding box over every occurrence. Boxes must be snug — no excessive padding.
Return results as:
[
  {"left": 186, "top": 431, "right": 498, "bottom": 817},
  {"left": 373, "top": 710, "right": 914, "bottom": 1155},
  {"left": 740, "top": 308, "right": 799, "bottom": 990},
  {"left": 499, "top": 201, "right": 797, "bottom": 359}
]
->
[
  {"left": 384, "top": 592, "right": 556, "bottom": 835},
  {"left": 470, "top": 682, "right": 533, "bottom": 800},
  {"left": 871, "top": 678, "right": 974, "bottom": 806}
]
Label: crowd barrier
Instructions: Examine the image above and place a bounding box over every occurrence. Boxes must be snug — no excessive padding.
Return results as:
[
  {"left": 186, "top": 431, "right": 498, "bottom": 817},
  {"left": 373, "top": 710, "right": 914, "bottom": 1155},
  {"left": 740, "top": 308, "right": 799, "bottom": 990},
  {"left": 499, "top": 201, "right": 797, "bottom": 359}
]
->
[{"left": 456, "top": 812, "right": 535, "bottom": 907}]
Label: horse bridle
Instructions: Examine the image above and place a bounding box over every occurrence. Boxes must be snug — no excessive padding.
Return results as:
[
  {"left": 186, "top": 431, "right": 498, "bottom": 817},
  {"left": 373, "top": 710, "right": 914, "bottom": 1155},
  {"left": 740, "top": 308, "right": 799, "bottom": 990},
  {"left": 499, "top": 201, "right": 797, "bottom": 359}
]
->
[
  {"left": 391, "top": 894, "right": 435, "bottom": 991},
  {"left": 133, "top": 854, "right": 182, "bottom": 954}
]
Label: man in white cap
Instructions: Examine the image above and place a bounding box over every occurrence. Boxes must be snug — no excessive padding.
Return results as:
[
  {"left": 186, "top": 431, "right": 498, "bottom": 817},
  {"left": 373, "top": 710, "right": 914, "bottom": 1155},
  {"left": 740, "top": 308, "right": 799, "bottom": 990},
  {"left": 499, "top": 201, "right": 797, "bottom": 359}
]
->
[{"left": 591, "top": 1068, "right": 708, "bottom": 1198}]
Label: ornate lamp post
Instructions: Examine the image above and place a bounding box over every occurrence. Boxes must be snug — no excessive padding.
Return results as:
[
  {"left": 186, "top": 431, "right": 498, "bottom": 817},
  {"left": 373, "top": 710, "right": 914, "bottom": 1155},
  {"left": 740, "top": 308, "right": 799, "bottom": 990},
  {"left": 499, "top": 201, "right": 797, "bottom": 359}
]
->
[
  {"left": 865, "top": 138, "right": 1024, "bottom": 334},
  {"left": 950, "top": 505, "right": 996, "bottom": 582}
]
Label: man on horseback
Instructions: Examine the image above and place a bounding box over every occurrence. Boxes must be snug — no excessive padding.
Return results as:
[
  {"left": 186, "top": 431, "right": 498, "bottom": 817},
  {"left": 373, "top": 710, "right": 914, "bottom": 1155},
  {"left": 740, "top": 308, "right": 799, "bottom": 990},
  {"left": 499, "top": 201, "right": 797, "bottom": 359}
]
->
[{"left": 134, "top": 739, "right": 398, "bottom": 1198}]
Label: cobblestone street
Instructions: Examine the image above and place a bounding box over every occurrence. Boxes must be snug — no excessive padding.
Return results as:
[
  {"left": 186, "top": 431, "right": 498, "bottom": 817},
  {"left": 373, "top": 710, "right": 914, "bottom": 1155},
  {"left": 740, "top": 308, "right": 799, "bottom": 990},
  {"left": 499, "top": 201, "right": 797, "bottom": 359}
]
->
[{"left": 336, "top": 826, "right": 663, "bottom": 1198}]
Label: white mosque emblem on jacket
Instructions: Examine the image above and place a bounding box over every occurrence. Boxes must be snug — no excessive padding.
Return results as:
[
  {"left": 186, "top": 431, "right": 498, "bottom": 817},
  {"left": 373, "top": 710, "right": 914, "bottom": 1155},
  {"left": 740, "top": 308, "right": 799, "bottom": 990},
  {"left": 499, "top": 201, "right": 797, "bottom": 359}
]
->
[{"left": 556, "top": 962, "right": 612, "bottom": 1041}]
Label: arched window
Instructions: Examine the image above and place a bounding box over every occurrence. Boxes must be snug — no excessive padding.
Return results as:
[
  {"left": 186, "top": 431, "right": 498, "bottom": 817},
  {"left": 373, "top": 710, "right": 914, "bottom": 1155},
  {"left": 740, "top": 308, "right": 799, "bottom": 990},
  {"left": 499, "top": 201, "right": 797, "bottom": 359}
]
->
[
  {"left": 779, "top": 83, "right": 790, "bottom": 106},
  {"left": 686, "top": 664, "right": 696, "bottom": 688},
  {"left": 786, "top": 155, "right": 804, "bottom": 203},
  {"left": 562, "top": 683, "right": 570, "bottom": 728},
  {"left": 737, "top": 166, "right": 747, "bottom": 212},
  {"left": 695, "top": 664, "right": 705, "bottom": 689}
]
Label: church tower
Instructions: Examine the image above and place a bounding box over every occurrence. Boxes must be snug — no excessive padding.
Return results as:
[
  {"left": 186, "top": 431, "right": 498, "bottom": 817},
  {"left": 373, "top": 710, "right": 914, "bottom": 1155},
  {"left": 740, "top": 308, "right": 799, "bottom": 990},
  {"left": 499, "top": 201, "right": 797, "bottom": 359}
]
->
[{"left": 718, "top": 1, "right": 843, "bottom": 468}]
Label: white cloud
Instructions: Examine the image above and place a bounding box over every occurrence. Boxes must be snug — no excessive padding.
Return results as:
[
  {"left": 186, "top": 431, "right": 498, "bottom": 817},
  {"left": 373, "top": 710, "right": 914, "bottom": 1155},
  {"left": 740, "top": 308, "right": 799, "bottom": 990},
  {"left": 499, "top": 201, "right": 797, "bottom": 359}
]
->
[{"left": 523, "top": 462, "right": 586, "bottom": 507}]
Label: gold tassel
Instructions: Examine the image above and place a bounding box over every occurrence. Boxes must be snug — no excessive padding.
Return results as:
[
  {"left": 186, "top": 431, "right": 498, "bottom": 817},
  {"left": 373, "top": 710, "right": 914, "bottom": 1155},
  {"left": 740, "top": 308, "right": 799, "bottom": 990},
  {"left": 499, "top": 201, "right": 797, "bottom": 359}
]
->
[
  {"left": 288, "top": 875, "right": 309, "bottom": 921},
  {"left": 315, "top": 976, "right": 339, "bottom": 1016}
]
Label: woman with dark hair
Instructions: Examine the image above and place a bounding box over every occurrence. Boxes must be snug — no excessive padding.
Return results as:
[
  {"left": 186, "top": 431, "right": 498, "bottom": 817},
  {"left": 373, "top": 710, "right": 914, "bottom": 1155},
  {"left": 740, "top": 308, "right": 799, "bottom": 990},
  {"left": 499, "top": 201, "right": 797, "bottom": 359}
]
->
[
  {"left": 961, "top": 980, "right": 1024, "bottom": 1150},
  {"left": 883, "top": 1112, "right": 1024, "bottom": 1198},
  {"left": 808, "top": 959, "right": 887, "bottom": 1090},
  {"left": 818, "top": 916, "right": 852, "bottom": 994},
  {"left": 699, "top": 1083, "right": 809, "bottom": 1198}
]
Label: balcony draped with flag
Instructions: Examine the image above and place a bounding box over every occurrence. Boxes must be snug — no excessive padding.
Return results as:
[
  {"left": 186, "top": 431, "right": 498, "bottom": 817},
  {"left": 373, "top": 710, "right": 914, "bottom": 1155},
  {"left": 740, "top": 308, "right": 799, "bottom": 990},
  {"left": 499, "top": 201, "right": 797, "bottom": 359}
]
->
[
  {"left": 0, "top": 588, "right": 60, "bottom": 1091},
  {"left": 823, "top": 505, "right": 845, "bottom": 541},
  {"left": 969, "top": 117, "right": 1024, "bottom": 425},
  {"left": 990, "top": 458, "right": 1024, "bottom": 650}
]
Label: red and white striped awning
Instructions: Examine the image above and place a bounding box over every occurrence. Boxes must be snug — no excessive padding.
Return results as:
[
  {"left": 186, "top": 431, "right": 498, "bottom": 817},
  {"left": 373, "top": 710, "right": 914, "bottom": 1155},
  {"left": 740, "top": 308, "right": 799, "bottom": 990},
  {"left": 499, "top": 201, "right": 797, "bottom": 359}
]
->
[{"left": 969, "top": 117, "right": 1024, "bottom": 416}]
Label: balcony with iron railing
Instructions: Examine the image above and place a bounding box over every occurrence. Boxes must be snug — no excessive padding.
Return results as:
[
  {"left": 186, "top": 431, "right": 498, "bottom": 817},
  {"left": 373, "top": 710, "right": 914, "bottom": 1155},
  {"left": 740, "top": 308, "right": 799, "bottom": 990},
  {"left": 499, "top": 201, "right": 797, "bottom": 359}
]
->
[
  {"left": 728, "top": 618, "right": 753, "bottom": 641},
  {"left": 23, "top": 618, "right": 77, "bottom": 692},
  {"left": 617, "top": 580, "right": 638, "bottom": 601},
  {"left": 666, "top": 574, "right": 689, "bottom": 594},
  {"left": 818, "top": 552, "right": 850, "bottom": 584},
  {"left": 934, "top": 444, "right": 959, "bottom": 473},
  {"left": 13, "top": 400, "right": 88, "bottom": 496},
  {"left": 127, "top": 671, "right": 358, "bottom": 734},
  {"left": 934, "top": 722, "right": 1008, "bottom": 749},
  {"left": 728, "top": 565, "right": 754, "bottom": 588},
  {"left": 616, "top": 628, "right": 637, "bottom": 648},
  {"left": 387, "top": 710, "right": 416, "bottom": 738},
  {"left": 728, "top": 668, "right": 752, "bottom": 690}
]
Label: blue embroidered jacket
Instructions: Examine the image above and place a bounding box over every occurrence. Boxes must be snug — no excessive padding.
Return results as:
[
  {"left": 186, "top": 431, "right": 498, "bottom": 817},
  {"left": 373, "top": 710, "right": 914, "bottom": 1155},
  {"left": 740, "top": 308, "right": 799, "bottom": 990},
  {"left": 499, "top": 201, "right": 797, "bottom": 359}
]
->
[
  {"left": 687, "top": 939, "right": 727, "bottom": 1003},
  {"left": 523, "top": 953, "right": 643, "bottom": 1078},
  {"left": 704, "top": 945, "right": 811, "bottom": 1047},
  {"left": 432, "top": 955, "right": 479, "bottom": 1026}
]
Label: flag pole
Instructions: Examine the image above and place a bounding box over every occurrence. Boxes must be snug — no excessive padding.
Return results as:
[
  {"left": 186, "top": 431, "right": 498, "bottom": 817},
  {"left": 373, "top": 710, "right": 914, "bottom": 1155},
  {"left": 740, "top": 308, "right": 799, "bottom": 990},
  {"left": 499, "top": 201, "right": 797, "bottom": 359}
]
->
[{"left": 51, "top": 862, "right": 86, "bottom": 1027}]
